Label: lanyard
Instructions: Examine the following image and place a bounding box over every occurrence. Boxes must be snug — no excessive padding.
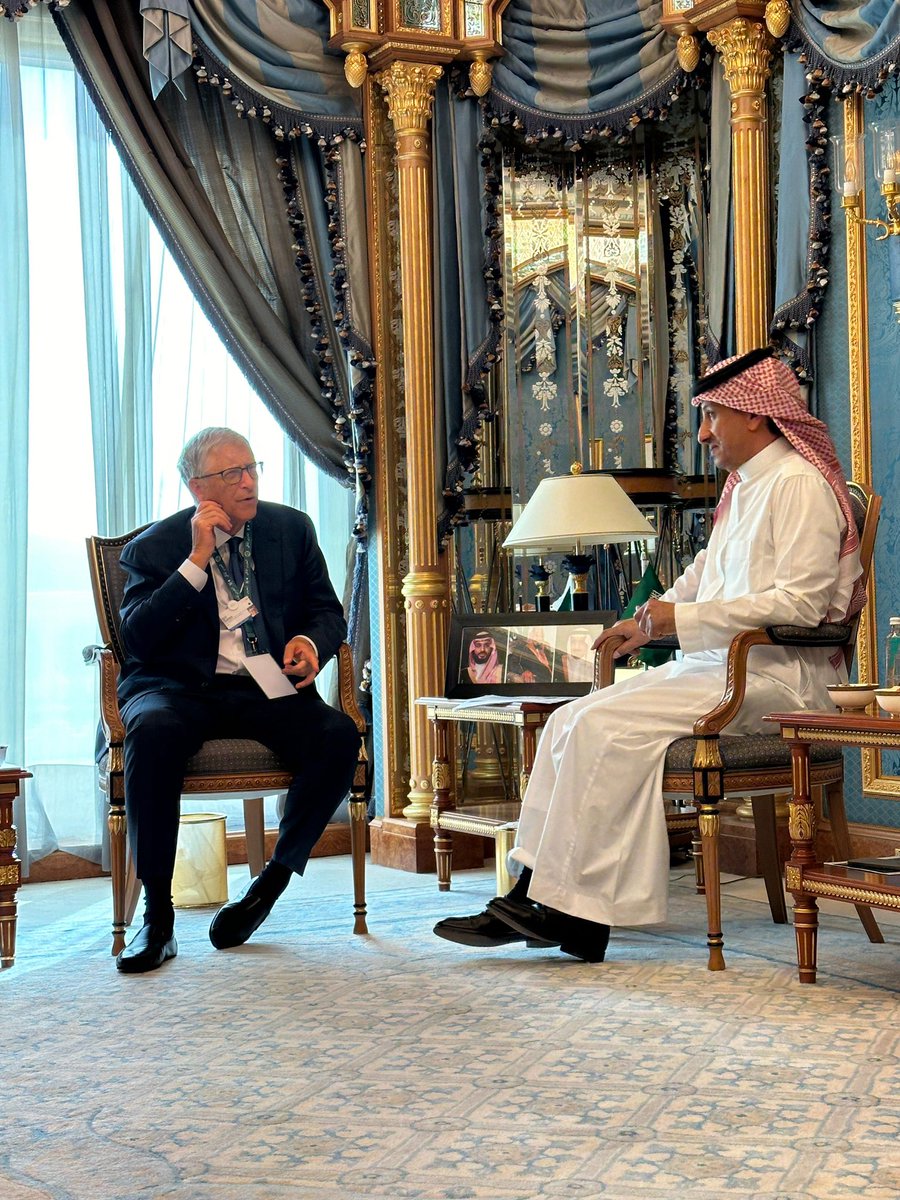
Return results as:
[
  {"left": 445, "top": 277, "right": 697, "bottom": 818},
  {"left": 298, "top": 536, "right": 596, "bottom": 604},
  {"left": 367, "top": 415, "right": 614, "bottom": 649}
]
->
[
  {"left": 211, "top": 522, "right": 254, "bottom": 602},
  {"left": 211, "top": 523, "right": 262, "bottom": 654}
]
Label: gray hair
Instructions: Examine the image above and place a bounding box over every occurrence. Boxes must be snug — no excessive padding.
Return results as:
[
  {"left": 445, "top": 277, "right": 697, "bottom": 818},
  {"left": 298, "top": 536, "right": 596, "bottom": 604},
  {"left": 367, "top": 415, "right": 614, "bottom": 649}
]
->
[{"left": 178, "top": 427, "right": 250, "bottom": 484}]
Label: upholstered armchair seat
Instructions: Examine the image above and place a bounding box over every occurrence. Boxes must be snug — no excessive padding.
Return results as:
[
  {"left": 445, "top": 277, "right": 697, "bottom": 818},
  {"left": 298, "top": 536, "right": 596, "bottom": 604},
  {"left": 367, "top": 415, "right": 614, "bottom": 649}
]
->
[{"left": 663, "top": 733, "right": 842, "bottom": 774}]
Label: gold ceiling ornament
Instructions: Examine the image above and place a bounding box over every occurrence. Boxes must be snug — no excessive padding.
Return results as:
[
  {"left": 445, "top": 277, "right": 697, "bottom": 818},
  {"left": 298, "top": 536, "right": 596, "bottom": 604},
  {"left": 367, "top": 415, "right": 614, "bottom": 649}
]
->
[
  {"left": 322, "top": 0, "right": 511, "bottom": 88},
  {"left": 764, "top": 0, "right": 791, "bottom": 39},
  {"left": 342, "top": 46, "right": 370, "bottom": 88},
  {"left": 676, "top": 31, "right": 701, "bottom": 73}
]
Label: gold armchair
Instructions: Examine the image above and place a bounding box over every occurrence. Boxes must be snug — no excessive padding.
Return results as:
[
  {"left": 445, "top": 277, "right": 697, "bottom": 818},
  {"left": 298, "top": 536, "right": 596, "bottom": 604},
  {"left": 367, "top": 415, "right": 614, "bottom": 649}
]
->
[
  {"left": 85, "top": 527, "right": 368, "bottom": 955},
  {"left": 594, "top": 480, "right": 882, "bottom": 971}
]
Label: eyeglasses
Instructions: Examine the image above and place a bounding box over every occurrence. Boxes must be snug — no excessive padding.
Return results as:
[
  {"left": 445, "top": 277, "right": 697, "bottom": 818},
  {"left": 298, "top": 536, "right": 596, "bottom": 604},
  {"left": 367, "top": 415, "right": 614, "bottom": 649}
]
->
[{"left": 194, "top": 461, "right": 263, "bottom": 486}]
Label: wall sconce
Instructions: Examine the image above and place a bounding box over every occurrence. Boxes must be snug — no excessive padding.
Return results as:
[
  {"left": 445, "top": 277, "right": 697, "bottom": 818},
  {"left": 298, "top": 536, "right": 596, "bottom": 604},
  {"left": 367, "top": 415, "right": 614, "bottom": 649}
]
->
[{"left": 831, "top": 122, "right": 900, "bottom": 240}]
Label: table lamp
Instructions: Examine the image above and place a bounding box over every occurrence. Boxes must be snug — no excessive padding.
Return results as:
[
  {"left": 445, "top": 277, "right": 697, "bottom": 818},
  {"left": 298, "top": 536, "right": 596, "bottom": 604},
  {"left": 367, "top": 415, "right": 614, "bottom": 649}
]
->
[{"left": 503, "top": 467, "right": 656, "bottom": 610}]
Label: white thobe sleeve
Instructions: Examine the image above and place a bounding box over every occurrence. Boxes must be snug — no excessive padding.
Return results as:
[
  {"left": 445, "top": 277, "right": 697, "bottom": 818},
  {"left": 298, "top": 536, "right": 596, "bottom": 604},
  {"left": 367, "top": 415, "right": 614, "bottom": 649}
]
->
[
  {"left": 659, "top": 550, "right": 707, "bottom": 605},
  {"left": 674, "top": 475, "right": 845, "bottom": 654}
]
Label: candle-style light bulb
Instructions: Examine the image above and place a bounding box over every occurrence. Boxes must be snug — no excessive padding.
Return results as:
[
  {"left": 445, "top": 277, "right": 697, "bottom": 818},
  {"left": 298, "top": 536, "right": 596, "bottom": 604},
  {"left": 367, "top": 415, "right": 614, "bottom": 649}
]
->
[{"left": 844, "top": 149, "right": 859, "bottom": 197}]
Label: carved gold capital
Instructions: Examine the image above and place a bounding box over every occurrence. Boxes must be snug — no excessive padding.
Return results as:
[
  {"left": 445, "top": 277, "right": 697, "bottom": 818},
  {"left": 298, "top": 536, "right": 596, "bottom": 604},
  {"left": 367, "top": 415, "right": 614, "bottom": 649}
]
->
[
  {"left": 0, "top": 829, "right": 15, "bottom": 848},
  {"left": 708, "top": 18, "right": 774, "bottom": 98},
  {"left": 378, "top": 61, "right": 443, "bottom": 135},
  {"left": 432, "top": 760, "right": 451, "bottom": 792},
  {"left": 699, "top": 812, "right": 719, "bottom": 838},
  {"left": 788, "top": 802, "right": 815, "bottom": 843}
]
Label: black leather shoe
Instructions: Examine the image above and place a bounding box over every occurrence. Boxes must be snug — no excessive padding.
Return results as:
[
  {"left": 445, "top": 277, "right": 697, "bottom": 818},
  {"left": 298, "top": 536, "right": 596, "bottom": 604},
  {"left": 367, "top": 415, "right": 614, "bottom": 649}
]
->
[
  {"left": 488, "top": 896, "right": 610, "bottom": 963},
  {"left": 433, "top": 906, "right": 558, "bottom": 948},
  {"left": 116, "top": 923, "right": 177, "bottom": 974},
  {"left": 209, "top": 882, "right": 276, "bottom": 950}
]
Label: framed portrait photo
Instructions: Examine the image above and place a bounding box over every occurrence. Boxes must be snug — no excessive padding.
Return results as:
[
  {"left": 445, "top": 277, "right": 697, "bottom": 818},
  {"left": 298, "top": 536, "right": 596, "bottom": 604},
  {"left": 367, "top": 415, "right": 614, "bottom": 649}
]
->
[{"left": 445, "top": 611, "right": 617, "bottom": 699}]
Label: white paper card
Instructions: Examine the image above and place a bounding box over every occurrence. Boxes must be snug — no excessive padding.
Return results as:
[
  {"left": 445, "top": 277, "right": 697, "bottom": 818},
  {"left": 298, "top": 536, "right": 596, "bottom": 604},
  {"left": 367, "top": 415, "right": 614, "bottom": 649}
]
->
[{"left": 244, "top": 653, "right": 297, "bottom": 699}]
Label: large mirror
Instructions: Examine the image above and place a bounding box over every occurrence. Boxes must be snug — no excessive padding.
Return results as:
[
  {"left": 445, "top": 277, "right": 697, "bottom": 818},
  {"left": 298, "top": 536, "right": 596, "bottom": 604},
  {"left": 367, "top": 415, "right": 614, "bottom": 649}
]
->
[{"left": 500, "top": 112, "right": 711, "bottom": 515}]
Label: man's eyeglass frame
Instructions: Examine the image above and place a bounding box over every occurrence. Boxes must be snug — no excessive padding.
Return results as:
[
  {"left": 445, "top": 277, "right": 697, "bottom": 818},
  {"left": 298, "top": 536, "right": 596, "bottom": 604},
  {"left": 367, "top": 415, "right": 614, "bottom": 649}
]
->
[{"left": 193, "top": 461, "right": 263, "bottom": 486}]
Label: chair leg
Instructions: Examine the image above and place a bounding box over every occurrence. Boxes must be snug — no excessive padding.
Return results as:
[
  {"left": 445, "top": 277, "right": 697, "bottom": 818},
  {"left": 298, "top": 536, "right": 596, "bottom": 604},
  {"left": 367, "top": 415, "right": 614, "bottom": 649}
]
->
[
  {"left": 692, "top": 828, "right": 705, "bottom": 894},
  {"left": 750, "top": 794, "right": 788, "bottom": 924},
  {"left": 243, "top": 798, "right": 266, "bottom": 878},
  {"left": 349, "top": 795, "right": 368, "bottom": 935},
  {"left": 108, "top": 797, "right": 129, "bottom": 956},
  {"left": 827, "top": 783, "right": 884, "bottom": 944}
]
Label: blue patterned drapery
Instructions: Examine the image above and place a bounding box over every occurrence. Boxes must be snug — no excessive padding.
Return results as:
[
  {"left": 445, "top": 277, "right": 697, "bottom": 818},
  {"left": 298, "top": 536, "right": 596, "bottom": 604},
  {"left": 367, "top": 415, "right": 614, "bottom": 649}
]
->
[
  {"left": 186, "top": 0, "right": 362, "bottom": 134},
  {"left": 786, "top": 0, "right": 900, "bottom": 92}
]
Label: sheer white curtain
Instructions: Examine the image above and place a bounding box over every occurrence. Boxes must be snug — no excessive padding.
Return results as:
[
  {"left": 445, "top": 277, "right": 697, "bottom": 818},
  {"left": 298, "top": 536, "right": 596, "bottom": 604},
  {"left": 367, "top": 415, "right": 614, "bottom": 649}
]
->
[{"left": 6, "top": 12, "right": 352, "bottom": 874}]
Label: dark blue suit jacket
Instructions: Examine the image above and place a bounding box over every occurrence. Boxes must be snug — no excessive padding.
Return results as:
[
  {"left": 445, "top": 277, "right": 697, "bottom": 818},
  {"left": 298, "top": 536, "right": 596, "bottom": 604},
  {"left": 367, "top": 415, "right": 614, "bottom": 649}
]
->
[{"left": 117, "top": 501, "right": 347, "bottom": 706}]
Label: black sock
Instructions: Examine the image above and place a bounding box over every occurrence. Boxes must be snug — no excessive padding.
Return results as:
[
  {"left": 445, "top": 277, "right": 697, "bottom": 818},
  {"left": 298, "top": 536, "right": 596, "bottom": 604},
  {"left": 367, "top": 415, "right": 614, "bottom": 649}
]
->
[
  {"left": 252, "top": 859, "right": 292, "bottom": 903},
  {"left": 506, "top": 866, "right": 532, "bottom": 902},
  {"left": 142, "top": 877, "right": 174, "bottom": 933}
]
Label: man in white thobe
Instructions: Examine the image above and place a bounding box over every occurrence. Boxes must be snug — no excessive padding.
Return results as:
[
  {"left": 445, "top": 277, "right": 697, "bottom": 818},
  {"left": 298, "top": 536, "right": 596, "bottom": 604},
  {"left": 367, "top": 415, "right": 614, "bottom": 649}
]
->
[{"left": 435, "top": 348, "right": 864, "bottom": 962}]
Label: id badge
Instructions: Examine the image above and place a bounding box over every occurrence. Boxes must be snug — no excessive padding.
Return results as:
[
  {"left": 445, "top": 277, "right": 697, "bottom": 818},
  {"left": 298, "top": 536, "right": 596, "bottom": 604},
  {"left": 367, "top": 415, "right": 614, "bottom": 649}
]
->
[{"left": 222, "top": 596, "right": 258, "bottom": 630}]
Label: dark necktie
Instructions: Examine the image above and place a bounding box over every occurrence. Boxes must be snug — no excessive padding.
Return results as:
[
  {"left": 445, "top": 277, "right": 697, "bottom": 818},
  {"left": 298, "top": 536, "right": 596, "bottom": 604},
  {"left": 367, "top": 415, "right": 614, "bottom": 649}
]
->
[
  {"left": 227, "top": 536, "right": 244, "bottom": 591},
  {"left": 225, "top": 535, "right": 269, "bottom": 656}
]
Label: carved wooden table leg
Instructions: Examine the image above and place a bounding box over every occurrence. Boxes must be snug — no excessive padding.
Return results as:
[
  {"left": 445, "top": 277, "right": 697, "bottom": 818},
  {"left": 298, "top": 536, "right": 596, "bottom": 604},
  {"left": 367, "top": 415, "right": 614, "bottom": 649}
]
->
[
  {"left": 494, "top": 825, "right": 516, "bottom": 895},
  {"left": 430, "top": 717, "right": 453, "bottom": 891},
  {"left": 788, "top": 740, "right": 819, "bottom": 984},
  {"left": 519, "top": 724, "right": 538, "bottom": 799},
  {"left": 0, "top": 768, "right": 31, "bottom": 969}
]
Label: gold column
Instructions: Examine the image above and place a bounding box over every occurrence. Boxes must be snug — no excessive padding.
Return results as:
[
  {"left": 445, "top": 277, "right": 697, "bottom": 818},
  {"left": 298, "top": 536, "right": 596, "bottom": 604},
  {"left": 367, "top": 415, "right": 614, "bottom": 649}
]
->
[
  {"left": 364, "top": 81, "right": 411, "bottom": 820},
  {"left": 378, "top": 62, "right": 451, "bottom": 821},
  {"left": 707, "top": 18, "right": 775, "bottom": 352},
  {"left": 844, "top": 95, "right": 876, "bottom": 688}
]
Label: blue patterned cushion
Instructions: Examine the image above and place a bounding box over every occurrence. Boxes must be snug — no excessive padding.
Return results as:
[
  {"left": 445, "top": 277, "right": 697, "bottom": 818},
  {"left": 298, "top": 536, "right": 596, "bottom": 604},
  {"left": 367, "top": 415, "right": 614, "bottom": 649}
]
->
[{"left": 665, "top": 734, "right": 842, "bottom": 771}]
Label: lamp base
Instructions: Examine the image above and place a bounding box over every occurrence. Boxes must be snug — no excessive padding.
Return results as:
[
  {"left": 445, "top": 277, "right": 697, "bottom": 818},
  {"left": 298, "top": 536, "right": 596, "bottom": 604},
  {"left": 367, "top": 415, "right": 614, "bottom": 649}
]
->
[{"left": 562, "top": 554, "right": 594, "bottom": 612}]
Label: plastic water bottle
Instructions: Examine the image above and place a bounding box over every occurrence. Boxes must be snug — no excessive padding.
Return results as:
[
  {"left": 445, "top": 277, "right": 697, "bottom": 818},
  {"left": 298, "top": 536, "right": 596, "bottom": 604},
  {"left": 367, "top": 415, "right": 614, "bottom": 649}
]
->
[{"left": 885, "top": 617, "right": 900, "bottom": 688}]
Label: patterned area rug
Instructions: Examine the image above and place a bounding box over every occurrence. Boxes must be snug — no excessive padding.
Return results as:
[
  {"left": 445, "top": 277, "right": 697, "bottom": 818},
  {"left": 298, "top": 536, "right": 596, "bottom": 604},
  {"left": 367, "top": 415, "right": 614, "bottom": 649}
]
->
[{"left": 3, "top": 866, "right": 899, "bottom": 1200}]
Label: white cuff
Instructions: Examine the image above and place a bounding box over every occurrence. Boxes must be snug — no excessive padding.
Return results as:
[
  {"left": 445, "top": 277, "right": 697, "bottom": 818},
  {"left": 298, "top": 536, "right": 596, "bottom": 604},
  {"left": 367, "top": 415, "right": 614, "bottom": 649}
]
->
[{"left": 178, "top": 559, "right": 208, "bottom": 591}]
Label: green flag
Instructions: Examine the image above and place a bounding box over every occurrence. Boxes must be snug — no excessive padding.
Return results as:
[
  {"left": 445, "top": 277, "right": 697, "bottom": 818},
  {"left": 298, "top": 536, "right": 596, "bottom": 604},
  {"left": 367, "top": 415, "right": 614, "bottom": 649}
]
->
[{"left": 622, "top": 564, "right": 673, "bottom": 668}]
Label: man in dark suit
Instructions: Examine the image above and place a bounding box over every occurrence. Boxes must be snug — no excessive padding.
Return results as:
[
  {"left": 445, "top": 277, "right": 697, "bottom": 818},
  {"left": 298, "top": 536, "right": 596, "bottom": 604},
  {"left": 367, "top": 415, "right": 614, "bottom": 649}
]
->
[{"left": 116, "top": 427, "right": 358, "bottom": 974}]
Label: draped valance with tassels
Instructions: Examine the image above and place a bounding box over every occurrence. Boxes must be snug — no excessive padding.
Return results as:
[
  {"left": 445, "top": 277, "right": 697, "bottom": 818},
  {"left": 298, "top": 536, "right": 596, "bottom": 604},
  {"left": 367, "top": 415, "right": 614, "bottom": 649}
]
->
[
  {"left": 486, "top": 0, "right": 691, "bottom": 139},
  {"left": 786, "top": 0, "right": 900, "bottom": 92}
]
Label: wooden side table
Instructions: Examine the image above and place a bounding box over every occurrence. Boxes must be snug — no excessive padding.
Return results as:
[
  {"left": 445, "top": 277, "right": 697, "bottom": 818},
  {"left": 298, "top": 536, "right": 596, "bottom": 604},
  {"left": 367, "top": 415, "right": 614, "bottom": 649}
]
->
[
  {"left": 419, "top": 699, "right": 565, "bottom": 893},
  {"left": 0, "top": 766, "right": 30, "bottom": 969},
  {"left": 767, "top": 710, "right": 900, "bottom": 983}
]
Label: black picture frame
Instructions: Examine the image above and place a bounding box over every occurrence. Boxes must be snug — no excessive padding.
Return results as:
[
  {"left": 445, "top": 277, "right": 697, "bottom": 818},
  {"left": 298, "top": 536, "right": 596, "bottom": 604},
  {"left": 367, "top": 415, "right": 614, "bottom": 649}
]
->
[{"left": 446, "top": 611, "right": 617, "bottom": 699}]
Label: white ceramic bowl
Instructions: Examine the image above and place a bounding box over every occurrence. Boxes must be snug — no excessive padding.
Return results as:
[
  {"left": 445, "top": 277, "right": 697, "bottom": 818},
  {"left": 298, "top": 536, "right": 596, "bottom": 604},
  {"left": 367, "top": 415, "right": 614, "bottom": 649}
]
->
[
  {"left": 826, "top": 684, "right": 877, "bottom": 711},
  {"left": 875, "top": 688, "right": 900, "bottom": 718}
]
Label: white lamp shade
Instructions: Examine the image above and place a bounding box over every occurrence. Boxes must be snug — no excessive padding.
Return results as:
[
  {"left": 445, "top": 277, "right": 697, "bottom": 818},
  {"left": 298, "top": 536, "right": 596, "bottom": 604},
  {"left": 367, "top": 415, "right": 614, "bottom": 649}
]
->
[{"left": 502, "top": 473, "right": 656, "bottom": 550}]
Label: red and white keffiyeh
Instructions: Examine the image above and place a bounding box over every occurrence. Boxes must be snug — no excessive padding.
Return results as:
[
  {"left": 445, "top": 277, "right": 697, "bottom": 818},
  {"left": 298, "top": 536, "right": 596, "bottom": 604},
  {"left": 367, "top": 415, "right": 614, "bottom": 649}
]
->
[{"left": 692, "top": 348, "right": 865, "bottom": 628}]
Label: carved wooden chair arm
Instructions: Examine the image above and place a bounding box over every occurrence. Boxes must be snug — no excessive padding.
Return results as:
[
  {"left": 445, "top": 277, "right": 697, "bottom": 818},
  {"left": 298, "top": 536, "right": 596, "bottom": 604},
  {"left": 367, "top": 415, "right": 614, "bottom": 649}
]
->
[
  {"left": 593, "top": 634, "right": 628, "bottom": 690},
  {"left": 593, "top": 634, "right": 680, "bottom": 691},
  {"left": 83, "top": 643, "right": 125, "bottom": 747},
  {"left": 336, "top": 641, "right": 370, "bottom": 802},
  {"left": 336, "top": 642, "right": 366, "bottom": 734},
  {"left": 692, "top": 622, "right": 851, "bottom": 738}
]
